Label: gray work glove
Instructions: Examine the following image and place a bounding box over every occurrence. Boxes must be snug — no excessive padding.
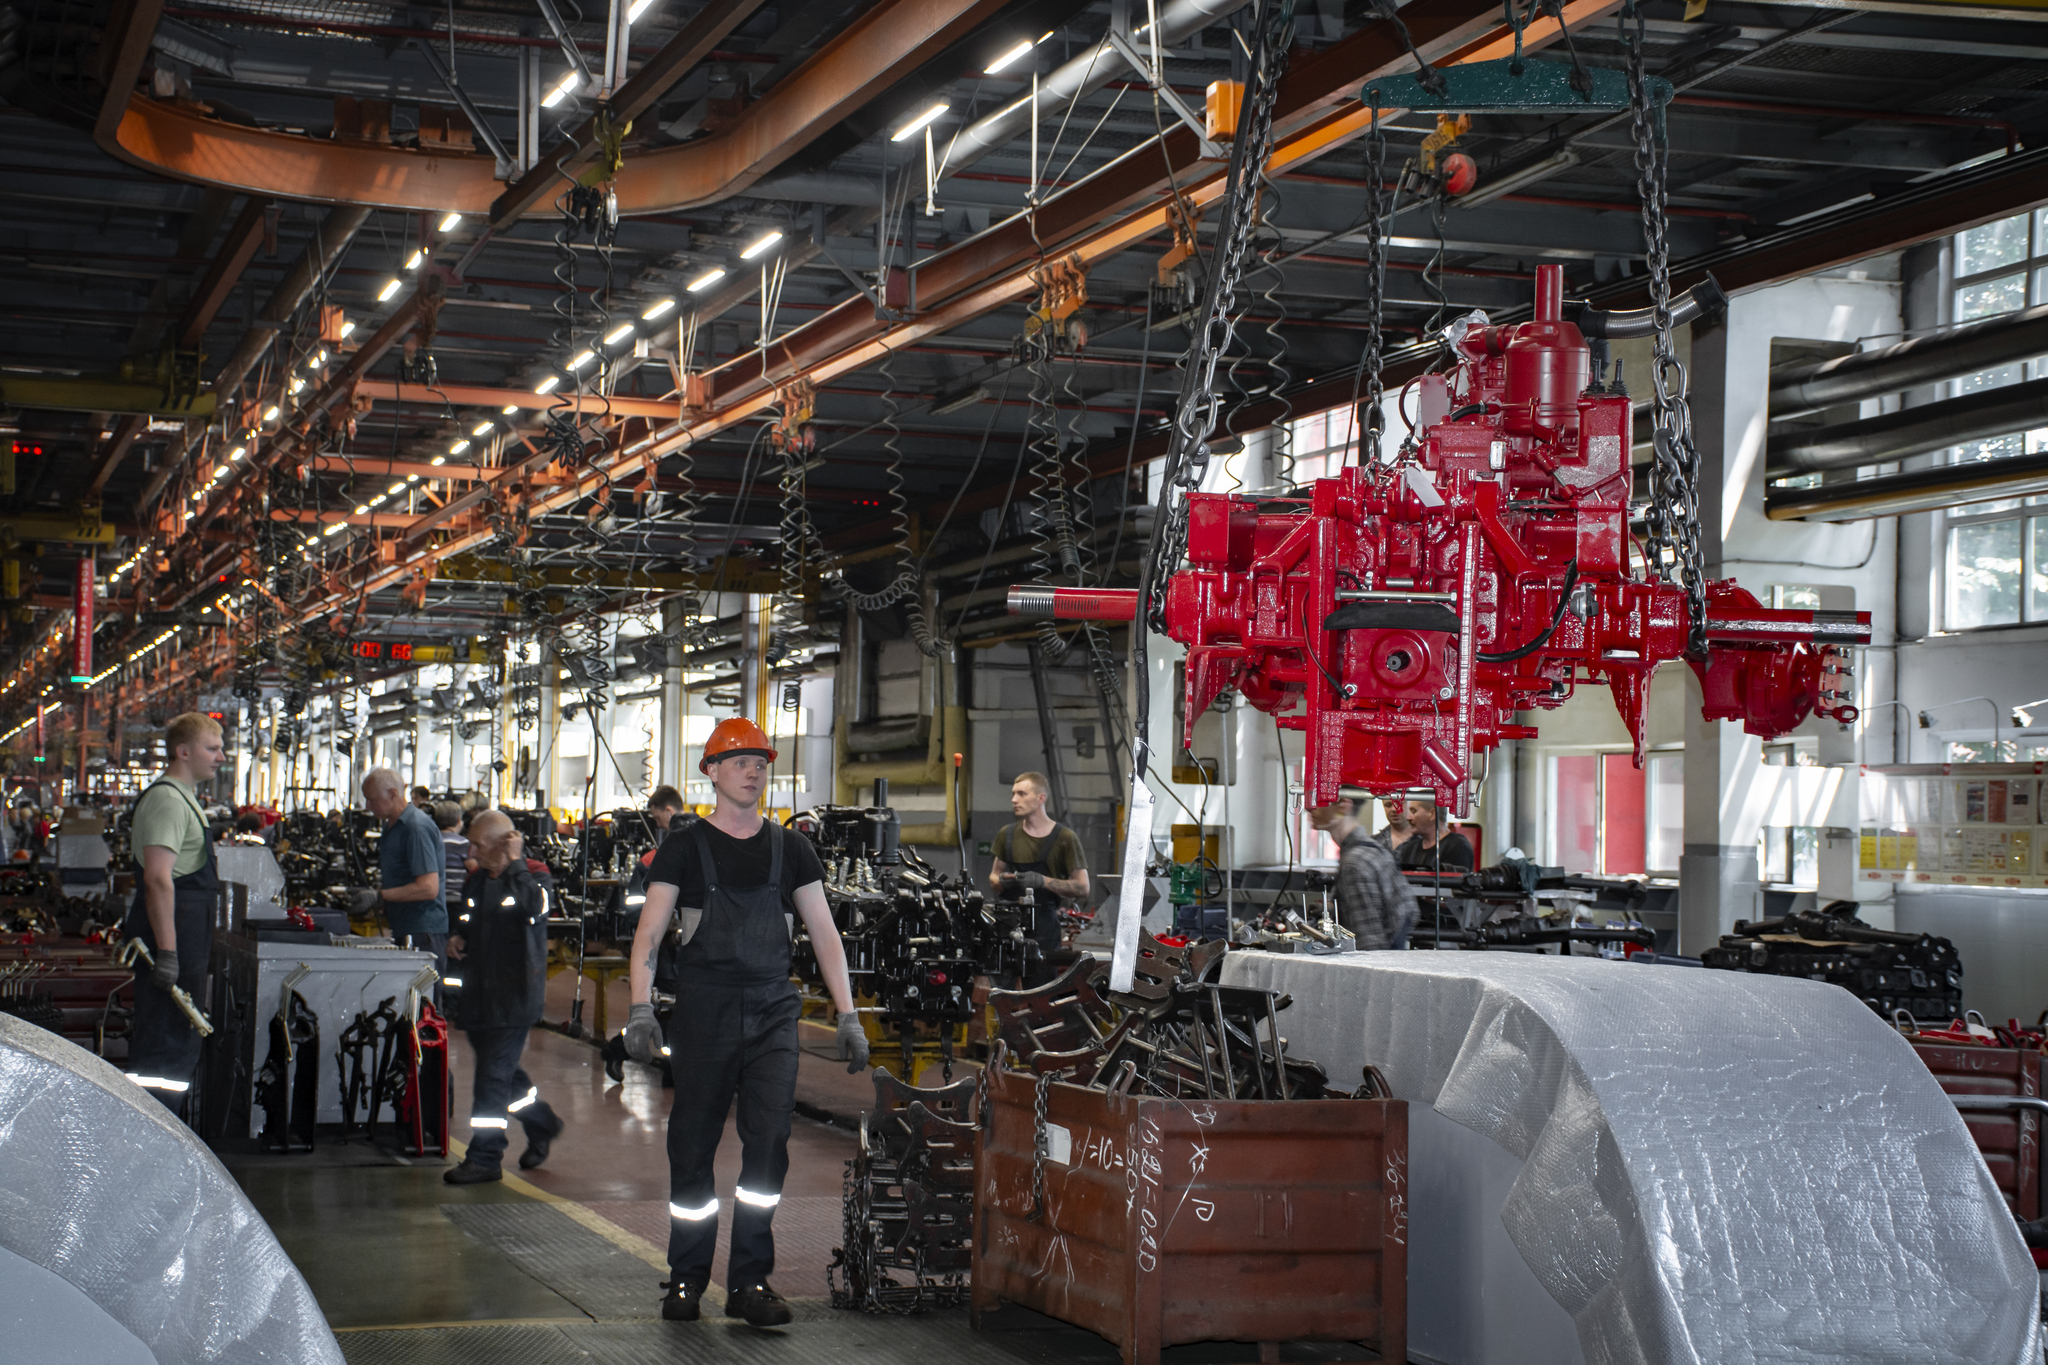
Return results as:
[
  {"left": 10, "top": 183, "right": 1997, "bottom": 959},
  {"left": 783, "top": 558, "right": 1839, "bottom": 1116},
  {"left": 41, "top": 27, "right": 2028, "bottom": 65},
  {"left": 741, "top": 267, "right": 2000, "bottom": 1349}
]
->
[
  {"left": 345, "top": 887, "right": 380, "bottom": 916},
  {"left": 1015, "top": 871, "right": 1047, "bottom": 891},
  {"left": 838, "top": 1012, "right": 870, "bottom": 1073},
  {"left": 147, "top": 948, "right": 180, "bottom": 993},
  {"left": 624, "top": 1002, "right": 663, "bottom": 1066}
]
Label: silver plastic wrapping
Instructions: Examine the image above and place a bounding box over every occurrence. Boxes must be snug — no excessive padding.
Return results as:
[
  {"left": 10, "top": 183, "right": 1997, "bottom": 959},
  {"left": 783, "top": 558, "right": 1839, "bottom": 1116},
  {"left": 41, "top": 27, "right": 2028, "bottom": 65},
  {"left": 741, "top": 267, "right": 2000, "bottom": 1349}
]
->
[
  {"left": 1222, "top": 950, "right": 2042, "bottom": 1365},
  {"left": 0, "top": 1013, "right": 345, "bottom": 1365}
]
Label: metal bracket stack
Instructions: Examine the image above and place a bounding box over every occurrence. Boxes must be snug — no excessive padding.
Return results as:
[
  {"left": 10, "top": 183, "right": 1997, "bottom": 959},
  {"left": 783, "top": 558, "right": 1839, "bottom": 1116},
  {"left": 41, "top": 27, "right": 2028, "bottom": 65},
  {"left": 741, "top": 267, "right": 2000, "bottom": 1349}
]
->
[{"left": 828, "top": 1068, "right": 978, "bottom": 1314}]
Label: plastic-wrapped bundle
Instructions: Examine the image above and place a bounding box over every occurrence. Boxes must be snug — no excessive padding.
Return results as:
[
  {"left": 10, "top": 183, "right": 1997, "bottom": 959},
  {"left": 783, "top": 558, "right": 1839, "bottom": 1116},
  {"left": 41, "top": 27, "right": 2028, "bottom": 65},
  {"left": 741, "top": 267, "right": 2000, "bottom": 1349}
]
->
[
  {"left": 0, "top": 1014, "right": 344, "bottom": 1364},
  {"left": 1221, "top": 951, "right": 2040, "bottom": 1365}
]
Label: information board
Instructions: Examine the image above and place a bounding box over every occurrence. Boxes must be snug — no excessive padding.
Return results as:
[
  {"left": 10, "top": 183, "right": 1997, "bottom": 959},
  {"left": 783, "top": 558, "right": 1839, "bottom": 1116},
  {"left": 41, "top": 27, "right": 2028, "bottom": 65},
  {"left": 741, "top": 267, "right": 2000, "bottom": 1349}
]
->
[{"left": 1860, "top": 762, "right": 2048, "bottom": 888}]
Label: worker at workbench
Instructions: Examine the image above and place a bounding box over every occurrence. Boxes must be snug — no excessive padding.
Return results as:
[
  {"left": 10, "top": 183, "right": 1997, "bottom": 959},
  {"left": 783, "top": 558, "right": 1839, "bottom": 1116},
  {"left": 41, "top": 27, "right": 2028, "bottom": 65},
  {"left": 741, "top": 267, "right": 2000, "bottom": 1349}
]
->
[
  {"left": 121, "top": 711, "right": 225, "bottom": 1111},
  {"left": 442, "top": 810, "right": 566, "bottom": 1184},
  {"left": 1307, "top": 788, "right": 1418, "bottom": 951},
  {"left": 350, "top": 768, "right": 447, "bottom": 977},
  {"left": 989, "top": 771, "right": 1089, "bottom": 986},
  {"left": 621, "top": 716, "right": 867, "bottom": 1328},
  {"left": 1394, "top": 797, "right": 1474, "bottom": 872}
]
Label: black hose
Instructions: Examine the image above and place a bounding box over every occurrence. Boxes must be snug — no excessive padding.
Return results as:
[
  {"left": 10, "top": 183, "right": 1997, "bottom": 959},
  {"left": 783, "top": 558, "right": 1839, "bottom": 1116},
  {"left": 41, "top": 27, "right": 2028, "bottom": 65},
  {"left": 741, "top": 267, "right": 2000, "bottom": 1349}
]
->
[{"left": 1475, "top": 561, "right": 1580, "bottom": 664}]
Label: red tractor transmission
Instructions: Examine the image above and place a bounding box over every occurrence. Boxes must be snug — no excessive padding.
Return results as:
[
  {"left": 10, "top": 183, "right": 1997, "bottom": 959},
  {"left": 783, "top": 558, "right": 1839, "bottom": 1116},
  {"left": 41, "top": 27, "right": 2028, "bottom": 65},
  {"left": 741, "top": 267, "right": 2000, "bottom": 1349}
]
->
[{"left": 1011, "top": 263, "right": 1868, "bottom": 814}]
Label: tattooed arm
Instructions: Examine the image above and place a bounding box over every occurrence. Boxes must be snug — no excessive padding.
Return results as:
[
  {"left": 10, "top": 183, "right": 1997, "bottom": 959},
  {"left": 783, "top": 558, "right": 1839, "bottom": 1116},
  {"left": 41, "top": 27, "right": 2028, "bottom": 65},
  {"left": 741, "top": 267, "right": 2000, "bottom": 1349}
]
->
[{"left": 627, "top": 880, "right": 680, "bottom": 1004}]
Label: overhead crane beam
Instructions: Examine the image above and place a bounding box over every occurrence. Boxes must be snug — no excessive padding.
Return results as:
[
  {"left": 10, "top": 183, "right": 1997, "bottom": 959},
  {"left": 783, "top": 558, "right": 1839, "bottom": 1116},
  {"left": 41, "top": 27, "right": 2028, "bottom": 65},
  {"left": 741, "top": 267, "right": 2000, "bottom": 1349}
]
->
[
  {"left": 353, "top": 380, "right": 680, "bottom": 421},
  {"left": 279, "top": 0, "right": 1573, "bottom": 625}
]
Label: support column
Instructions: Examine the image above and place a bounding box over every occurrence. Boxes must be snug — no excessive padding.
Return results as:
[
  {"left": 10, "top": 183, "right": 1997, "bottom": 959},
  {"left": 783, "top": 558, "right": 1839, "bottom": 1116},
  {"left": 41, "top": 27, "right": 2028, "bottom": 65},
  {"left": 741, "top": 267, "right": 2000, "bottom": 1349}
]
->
[
  {"left": 659, "top": 599, "right": 685, "bottom": 790},
  {"left": 1678, "top": 314, "right": 1762, "bottom": 953}
]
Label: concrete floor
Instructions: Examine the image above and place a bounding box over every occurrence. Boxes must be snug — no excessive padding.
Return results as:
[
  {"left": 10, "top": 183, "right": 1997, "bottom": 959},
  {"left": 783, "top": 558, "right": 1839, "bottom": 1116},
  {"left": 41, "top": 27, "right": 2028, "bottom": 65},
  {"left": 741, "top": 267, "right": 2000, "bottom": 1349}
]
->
[{"left": 222, "top": 974, "right": 1376, "bottom": 1363}]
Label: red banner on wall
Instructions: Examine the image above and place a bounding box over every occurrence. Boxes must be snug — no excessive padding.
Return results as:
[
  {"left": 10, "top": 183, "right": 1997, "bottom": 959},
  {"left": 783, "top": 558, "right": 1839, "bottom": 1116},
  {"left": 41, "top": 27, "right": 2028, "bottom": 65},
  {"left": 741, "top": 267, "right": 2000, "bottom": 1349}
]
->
[{"left": 71, "top": 558, "right": 92, "bottom": 681}]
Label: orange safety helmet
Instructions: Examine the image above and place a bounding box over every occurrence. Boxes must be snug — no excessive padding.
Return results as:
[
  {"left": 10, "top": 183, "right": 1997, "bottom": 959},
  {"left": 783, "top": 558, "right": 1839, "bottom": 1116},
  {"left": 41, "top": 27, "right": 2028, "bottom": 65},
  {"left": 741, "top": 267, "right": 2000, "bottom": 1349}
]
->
[{"left": 699, "top": 716, "right": 778, "bottom": 773}]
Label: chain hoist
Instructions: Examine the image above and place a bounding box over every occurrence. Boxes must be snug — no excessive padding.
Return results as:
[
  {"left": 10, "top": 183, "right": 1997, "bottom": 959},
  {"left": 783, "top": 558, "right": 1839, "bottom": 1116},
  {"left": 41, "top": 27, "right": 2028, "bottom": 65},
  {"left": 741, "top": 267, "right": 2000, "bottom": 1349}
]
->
[
  {"left": 1624, "top": 2, "right": 1708, "bottom": 660},
  {"left": 1360, "top": 97, "right": 1389, "bottom": 467},
  {"left": 1028, "top": 1068, "right": 1053, "bottom": 1222}
]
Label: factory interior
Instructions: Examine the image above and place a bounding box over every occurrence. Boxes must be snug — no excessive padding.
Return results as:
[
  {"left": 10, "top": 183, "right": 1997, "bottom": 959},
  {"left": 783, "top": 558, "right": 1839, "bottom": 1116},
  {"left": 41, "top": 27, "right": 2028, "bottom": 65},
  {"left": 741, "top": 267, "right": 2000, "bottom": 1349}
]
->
[{"left": 8, "top": 0, "right": 2048, "bottom": 1359}]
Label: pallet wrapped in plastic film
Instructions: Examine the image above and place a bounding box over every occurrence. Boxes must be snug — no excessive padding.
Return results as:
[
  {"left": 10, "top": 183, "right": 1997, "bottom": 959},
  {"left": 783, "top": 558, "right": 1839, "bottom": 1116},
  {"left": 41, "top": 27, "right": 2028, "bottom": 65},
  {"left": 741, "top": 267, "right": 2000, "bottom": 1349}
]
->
[
  {"left": 971, "top": 1061, "right": 1407, "bottom": 1365},
  {"left": 1223, "top": 949, "right": 2042, "bottom": 1365},
  {"left": 0, "top": 1013, "right": 344, "bottom": 1364}
]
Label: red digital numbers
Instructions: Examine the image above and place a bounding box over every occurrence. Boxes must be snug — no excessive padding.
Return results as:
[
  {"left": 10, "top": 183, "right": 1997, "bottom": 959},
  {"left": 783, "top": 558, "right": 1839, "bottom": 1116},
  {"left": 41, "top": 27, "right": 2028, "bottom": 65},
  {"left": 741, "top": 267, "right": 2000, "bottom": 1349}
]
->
[
  {"left": 391, "top": 643, "right": 413, "bottom": 661},
  {"left": 351, "top": 641, "right": 384, "bottom": 659}
]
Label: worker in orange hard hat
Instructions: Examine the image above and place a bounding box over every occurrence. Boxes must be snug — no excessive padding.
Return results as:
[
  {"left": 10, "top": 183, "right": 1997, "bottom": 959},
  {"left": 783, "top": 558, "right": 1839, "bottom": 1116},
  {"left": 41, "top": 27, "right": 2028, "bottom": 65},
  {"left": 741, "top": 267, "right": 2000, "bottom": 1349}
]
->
[{"left": 623, "top": 715, "right": 864, "bottom": 1327}]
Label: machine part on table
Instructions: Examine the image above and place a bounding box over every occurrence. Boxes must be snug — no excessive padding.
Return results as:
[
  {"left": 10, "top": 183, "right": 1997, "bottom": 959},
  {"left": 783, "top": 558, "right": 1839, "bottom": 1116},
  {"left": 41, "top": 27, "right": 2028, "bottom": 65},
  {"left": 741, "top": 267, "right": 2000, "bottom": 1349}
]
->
[
  {"left": 393, "top": 999, "right": 450, "bottom": 1159},
  {"left": 254, "top": 987, "right": 318, "bottom": 1154},
  {"left": 787, "top": 803, "right": 1033, "bottom": 1079},
  {"left": 828, "top": 1068, "right": 978, "bottom": 1314},
  {"left": 335, "top": 995, "right": 406, "bottom": 1139},
  {"left": 0, "top": 1014, "right": 346, "bottom": 1364},
  {"left": 1012, "top": 263, "right": 1872, "bottom": 813},
  {"left": 986, "top": 934, "right": 1329, "bottom": 1102},
  {"left": 1700, "top": 904, "right": 1963, "bottom": 1024}
]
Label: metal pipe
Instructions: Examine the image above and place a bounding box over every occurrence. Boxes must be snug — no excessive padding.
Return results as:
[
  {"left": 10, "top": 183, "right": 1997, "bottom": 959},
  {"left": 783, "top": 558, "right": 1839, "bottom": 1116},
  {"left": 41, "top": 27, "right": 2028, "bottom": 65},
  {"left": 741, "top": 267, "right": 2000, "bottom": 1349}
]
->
[
  {"left": 1568, "top": 274, "right": 1727, "bottom": 340},
  {"left": 1766, "top": 449, "right": 2048, "bottom": 523},
  {"left": 1769, "top": 302, "right": 2048, "bottom": 420},
  {"left": 942, "top": 0, "right": 1253, "bottom": 176},
  {"left": 1766, "top": 377, "right": 2048, "bottom": 477}
]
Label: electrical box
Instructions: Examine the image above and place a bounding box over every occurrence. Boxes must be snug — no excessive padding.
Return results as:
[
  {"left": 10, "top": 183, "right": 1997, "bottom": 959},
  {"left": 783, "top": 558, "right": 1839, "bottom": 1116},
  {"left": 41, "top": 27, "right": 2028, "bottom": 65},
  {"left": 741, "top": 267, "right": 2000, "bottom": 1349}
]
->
[{"left": 1205, "top": 79, "right": 1244, "bottom": 142}]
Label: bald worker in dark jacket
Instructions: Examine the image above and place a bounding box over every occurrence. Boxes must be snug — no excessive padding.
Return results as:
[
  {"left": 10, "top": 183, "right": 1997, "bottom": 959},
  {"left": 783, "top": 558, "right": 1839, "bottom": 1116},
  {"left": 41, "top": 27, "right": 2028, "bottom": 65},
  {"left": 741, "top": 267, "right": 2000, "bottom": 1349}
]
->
[{"left": 443, "top": 810, "right": 566, "bottom": 1184}]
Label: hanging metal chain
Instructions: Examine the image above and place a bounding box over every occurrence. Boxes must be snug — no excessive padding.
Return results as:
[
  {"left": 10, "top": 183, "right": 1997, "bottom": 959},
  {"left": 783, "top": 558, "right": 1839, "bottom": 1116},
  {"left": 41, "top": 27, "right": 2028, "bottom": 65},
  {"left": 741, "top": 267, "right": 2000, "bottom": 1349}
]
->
[
  {"left": 1028, "top": 1069, "right": 1053, "bottom": 1221},
  {"left": 1623, "top": 3, "right": 1707, "bottom": 660},
  {"left": 1142, "top": 0, "right": 1297, "bottom": 634},
  {"left": 1361, "top": 98, "right": 1388, "bottom": 467}
]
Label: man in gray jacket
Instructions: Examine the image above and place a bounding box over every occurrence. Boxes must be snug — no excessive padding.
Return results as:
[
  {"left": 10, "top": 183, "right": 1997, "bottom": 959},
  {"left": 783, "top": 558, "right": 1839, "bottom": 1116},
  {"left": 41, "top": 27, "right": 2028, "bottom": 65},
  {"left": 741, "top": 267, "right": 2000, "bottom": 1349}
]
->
[{"left": 1309, "top": 789, "right": 1419, "bottom": 951}]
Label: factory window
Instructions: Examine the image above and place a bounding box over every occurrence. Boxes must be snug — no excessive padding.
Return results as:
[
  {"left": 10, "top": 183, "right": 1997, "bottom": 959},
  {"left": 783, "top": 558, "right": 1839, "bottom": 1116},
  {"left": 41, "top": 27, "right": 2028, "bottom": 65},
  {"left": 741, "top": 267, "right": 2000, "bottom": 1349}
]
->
[
  {"left": 1549, "top": 751, "right": 1682, "bottom": 876},
  {"left": 1943, "top": 211, "right": 2048, "bottom": 631},
  {"left": 1284, "top": 408, "right": 1359, "bottom": 486}
]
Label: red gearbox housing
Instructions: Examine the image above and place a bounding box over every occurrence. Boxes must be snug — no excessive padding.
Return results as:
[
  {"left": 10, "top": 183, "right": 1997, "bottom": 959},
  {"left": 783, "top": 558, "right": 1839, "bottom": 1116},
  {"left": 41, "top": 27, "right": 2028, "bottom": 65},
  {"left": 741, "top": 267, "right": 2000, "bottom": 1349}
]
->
[{"left": 1012, "top": 263, "right": 1868, "bottom": 813}]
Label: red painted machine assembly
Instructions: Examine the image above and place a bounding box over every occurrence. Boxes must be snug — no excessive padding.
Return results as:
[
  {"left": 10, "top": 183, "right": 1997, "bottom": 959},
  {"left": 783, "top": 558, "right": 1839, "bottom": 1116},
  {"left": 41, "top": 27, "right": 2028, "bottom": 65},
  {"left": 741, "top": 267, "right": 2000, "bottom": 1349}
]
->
[{"left": 1012, "top": 264, "right": 1869, "bottom": 812}]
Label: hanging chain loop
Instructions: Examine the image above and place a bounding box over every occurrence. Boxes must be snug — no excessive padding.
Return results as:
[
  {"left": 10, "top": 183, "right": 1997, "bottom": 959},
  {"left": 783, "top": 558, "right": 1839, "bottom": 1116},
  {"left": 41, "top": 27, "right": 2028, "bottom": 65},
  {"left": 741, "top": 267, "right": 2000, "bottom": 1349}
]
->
[{"left": 1361, "top": 97, "right": 1388, "bottom": 468}]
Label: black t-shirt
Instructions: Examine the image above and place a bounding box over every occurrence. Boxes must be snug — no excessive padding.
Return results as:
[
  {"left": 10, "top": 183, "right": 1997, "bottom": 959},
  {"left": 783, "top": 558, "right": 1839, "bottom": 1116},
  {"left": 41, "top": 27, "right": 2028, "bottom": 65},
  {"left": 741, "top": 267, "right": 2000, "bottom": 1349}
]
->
[
  {"left": 645, "top": 816, "right": 826, "bottom": 908},
  {"left": 1395, "top": 829, "right": 1475, "bottom": 871}
]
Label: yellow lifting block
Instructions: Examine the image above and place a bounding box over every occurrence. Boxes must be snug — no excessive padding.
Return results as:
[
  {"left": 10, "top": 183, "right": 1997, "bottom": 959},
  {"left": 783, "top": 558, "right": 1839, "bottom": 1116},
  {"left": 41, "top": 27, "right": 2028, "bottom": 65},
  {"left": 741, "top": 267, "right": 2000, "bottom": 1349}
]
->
[{"left": 1206, "top": 80, "right": 1244, "bottom": 142}]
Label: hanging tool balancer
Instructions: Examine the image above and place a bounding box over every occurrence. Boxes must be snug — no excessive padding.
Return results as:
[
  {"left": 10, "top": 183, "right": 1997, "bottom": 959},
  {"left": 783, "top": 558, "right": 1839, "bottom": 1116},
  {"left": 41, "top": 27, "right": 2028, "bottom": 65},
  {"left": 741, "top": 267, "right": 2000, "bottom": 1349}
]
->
[{"left": 1012, "top": 264, "right": 1869, "bottom": 813}]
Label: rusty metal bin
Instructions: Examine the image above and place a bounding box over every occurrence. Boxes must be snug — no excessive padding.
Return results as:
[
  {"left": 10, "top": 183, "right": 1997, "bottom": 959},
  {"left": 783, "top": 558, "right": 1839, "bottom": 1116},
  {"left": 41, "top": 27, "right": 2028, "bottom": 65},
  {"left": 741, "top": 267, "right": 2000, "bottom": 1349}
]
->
[{"left": 971, "top": 1063, "right": 1407, "bottom": 1365}]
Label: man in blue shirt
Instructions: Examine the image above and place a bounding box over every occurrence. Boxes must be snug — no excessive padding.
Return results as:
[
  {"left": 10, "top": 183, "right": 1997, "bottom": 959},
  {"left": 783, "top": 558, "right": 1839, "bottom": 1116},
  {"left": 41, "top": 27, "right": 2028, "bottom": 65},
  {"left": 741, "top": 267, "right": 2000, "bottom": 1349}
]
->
[{"left": 356, "top": 768, "right": 448, "bottom": 976}]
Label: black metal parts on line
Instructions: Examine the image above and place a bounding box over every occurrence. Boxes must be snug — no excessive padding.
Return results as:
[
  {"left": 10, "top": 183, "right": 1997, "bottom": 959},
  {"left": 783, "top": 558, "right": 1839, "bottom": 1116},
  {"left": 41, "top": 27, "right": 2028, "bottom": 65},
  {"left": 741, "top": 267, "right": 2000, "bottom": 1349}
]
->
[{"left": 1700, "top": 904, "right": 1964, "bottom": 1023}]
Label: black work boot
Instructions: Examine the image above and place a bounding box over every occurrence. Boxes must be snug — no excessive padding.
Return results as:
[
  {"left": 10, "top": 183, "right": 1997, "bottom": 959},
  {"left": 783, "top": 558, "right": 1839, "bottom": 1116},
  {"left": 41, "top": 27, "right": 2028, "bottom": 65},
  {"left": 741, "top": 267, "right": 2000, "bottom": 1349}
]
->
[
  {"left": 661, "top": 1278, "right": 708, "bottom": 1322},
  {"left": 442, "top": 1160, "right": 501, "bottom": 1186},
  {"left": 726, "top": 1282, "right": 792, "bottom": 1327},
  {"left": 518, "top": 1109, "right": 566, "bottom": 1170}
]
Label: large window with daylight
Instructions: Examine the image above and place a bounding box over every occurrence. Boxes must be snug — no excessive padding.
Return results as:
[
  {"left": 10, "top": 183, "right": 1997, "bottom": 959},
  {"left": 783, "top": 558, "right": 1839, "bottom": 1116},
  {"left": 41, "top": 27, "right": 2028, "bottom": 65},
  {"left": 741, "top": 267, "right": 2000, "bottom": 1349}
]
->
[{"left": 1943, "top": 209, "right": 2048, "bottom": 631}]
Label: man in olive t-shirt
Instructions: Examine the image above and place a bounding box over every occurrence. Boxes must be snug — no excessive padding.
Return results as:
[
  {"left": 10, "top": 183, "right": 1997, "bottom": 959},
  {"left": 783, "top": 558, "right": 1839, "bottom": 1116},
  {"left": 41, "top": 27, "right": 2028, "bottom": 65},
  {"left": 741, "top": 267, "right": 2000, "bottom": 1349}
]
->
[{"left": 988, "top": 771, "right": 1088, "bottom": 985}]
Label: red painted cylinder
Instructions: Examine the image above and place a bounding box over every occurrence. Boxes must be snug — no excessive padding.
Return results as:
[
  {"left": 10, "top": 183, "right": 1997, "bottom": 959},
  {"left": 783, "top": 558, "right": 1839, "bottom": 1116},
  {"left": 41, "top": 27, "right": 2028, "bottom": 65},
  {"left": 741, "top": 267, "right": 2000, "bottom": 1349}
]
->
[{"left": 1501, "top": 263, "right": 1589, "bottom": 437}]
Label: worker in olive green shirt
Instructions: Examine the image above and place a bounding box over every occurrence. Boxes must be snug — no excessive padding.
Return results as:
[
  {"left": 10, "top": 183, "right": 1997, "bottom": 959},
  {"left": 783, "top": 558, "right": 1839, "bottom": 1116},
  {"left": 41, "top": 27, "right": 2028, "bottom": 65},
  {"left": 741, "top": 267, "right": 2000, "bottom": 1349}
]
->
[
  {"left": 121, "top": 712, "right": 225, "bottom": 1111},
  {"left": 988, "top": 771, "right": 1088, "bottom": 987}
]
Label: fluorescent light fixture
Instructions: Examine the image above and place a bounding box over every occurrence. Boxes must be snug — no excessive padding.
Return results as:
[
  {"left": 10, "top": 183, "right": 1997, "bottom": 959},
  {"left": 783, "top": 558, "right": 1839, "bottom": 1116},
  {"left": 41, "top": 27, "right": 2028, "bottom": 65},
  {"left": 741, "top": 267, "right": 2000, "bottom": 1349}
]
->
[
  {"left": 387, "top": 482, "right": 404, "bottom": 495},
  {"left": 642, "top": 297, "right": 676, "bottom": 320},
  {"left": 604, "top": 323, "right": 635, "bottom": 345},
  {"left": 263, "top": 406, "right": 280, "bottom": 421},
  {"left": 687, "top": 268, "right": 726, "bottom": 292},
  {"left": 190, "top": 489, "right": 203, "bottom": 501},
  {"left": 438, "top": 212, "right": 462, "bottom": 233},
  {"left": 541, "top": 70, "right": 580, "bottom": 108},
  {"left": 891, "top": 102, "right": 947, "bottom": 142},
  {"left": 408, "top": 474, "right": 420, "bottom": 483},
  {"left": 535, "top": 376, "right": 560, "bottom": 395},
  {"left": 430, "top": 456, "right": 446, "bottom": 467},
  {"left": 369, "top": 495, "right": 386, "bottom": 507},
  {"left": 502, "top": 404, "right": 518, "bottom": 414},
  {"left": 405, "top": 249, "right": 424, "bottom": 270},
  {"left": 315, "top": 350, "right": 327, "bottom": 364},
  {"left": 212, "top": 464, "right": 229, "bottom": 478},
  {"left": 626, "top": 0, "right": 655, "bottom": 19},
  {"left": 288, "top": 377, "right": 305, "bottom": 394},
  {"left": 324, "top": 522, "right": 345, "bottom": 536},
  {"left": 377, "top": 279, "right": 402, "bottom": 302},
  {"left": 472, "top": 420, "right": 494, "bottom": 436},
  {"left": 228, "top": 446, "right": 245, "bottom": 460},
  {"left": 338, "top": 320, "right": 356, "bottom": 338},
  {"left": 354, "top": 504, "right": 369, "bottom": 514},
  {"left": 450, "top": 440, "right": 470, "bottom": 454},
  {"left": 740, "top": 230, "right": 783, "bottom": 260},
  {"left": 570, "top": 350, "right": 595, "bottom": 369},
  {"left": 986, "top": 39, "right": 1034, "bottom": 73}
]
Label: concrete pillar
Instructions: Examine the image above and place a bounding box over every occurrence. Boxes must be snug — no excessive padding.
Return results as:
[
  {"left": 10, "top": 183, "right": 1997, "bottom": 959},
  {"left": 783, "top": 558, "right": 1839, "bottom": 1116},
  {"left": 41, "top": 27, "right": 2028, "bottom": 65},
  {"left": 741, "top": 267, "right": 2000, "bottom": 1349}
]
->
[
  {"left": 1679, "top": 316, "right": 1761, "bottom": 953},
  {"left": 659, "top": 599, "right": 685, "bottom": 792}
]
